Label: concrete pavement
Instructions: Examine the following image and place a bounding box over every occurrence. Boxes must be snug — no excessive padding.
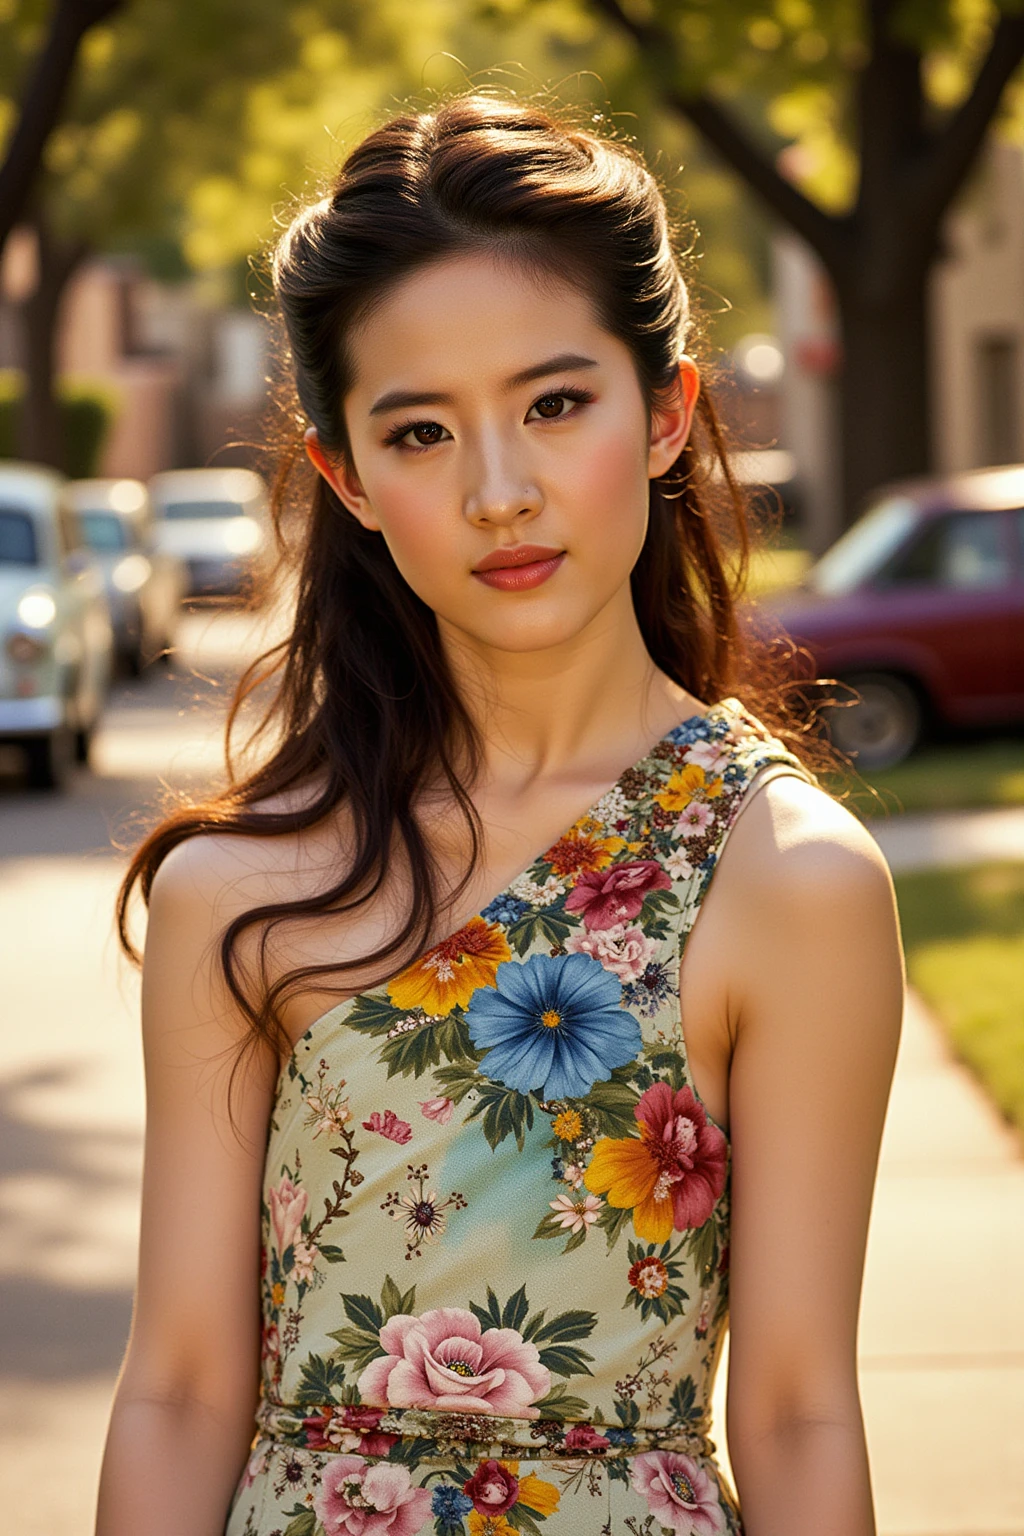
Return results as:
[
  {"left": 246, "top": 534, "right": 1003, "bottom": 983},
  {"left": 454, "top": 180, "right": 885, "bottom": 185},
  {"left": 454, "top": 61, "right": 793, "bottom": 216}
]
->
[{"left": 869, "top": 805, "right": 1024, "bottom": 873}]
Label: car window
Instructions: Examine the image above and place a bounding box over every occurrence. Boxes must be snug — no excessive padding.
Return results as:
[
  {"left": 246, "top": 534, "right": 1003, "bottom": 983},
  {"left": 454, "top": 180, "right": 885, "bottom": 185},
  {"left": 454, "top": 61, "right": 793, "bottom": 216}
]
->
[
  {"left": 78, "top": 510, "right": 129, "bottom": 552},
  {"left": 805, "top": 496, "right": 919, "bottom": 595},
  {"left": 158, "top": 500, "right": 246, "bottom": 519},
  {"left": 881, "top": 510, "right": 1011, "bottom": 590},
  {"left": 0, "top": 507, "right": 39, "bottom": 565}
]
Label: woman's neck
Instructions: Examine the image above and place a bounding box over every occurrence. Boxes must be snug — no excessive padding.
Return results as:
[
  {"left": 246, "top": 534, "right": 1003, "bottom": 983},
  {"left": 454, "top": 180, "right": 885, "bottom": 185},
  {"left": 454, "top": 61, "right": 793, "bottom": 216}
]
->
[{"left": 437, "top": 589, "right": 698, "bottom": 795}]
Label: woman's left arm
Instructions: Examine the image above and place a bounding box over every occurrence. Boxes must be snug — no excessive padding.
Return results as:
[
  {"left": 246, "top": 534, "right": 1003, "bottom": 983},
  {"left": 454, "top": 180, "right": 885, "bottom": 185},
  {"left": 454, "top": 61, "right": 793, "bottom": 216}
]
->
[{"left": 723, "top": 776, "right": 905, "bottom": 1536}]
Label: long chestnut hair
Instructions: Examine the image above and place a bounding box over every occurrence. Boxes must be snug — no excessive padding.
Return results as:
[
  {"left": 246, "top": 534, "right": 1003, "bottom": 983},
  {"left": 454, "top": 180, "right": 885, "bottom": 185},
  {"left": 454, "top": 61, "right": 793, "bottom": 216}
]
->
[{"left": 117, "top": 93, "right": 842, "bottom": 1065}]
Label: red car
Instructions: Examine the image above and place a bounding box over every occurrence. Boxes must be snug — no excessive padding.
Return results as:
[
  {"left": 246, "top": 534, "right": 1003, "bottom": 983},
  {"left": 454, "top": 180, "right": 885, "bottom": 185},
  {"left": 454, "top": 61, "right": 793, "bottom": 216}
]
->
[{"left": 757, "top": 466, "right": 1024, "bottom": 767}]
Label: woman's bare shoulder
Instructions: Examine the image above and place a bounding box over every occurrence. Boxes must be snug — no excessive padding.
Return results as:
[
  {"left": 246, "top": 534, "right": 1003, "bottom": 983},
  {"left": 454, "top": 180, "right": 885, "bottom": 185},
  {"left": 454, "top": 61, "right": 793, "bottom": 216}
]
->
[
  {"left": 732, "top": 768, "right": 894, "bottom": 897},
  {"left": 148, "top": 780, "right": 352, "bottom": 924}
]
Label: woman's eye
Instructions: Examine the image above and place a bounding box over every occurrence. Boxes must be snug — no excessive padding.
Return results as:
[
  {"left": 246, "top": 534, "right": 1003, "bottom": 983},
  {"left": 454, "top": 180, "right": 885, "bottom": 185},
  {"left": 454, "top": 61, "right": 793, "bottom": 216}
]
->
[
  {"left": 530, "top": 394, "right": 571, "bottom": 420},
  {"left": 406, "top": 421, "right": 447, "bottom": 447}
]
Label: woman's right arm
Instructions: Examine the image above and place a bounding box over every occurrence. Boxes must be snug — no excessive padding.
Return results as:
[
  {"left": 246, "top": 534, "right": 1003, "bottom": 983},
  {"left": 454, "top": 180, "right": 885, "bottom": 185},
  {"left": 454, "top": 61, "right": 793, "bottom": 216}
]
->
[{"left": 96, "top": 837, "right": 277, "bottom": 1536}]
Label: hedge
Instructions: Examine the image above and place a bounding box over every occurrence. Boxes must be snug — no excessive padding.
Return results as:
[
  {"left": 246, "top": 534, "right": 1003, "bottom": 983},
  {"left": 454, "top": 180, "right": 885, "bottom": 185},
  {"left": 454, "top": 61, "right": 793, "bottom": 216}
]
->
[{"left": 0, "top": 370, "right": 120, "bottom": 478}]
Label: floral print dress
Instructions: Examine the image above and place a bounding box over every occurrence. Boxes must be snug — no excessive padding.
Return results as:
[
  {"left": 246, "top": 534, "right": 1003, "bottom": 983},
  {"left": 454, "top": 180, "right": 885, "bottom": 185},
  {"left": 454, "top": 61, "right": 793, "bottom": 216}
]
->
[{"left": 225, "top": 696, "right": 821, "bottom": 1536}]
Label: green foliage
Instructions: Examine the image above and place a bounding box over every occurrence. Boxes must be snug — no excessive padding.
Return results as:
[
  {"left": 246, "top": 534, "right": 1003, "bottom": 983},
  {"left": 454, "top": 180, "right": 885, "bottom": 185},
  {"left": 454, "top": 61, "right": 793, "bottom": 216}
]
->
[
  {"left": 471, "top": 1286, "right": 597, "bottom": 1377},
  {"left": 328, "top": 1274, "right": 417, "bottom": 1371},
  {"left": 895, "top": 862, "right": 1024, "bottom": 1133},
  {"left": 464, "top": 1080, "right": 536, "bottom": 1151},
  {"left": 0, "top": 370, "right": 119, "bottom": 476},
  {"left": 295, "top": 1352, "right": 347, "bottom": 1406}
]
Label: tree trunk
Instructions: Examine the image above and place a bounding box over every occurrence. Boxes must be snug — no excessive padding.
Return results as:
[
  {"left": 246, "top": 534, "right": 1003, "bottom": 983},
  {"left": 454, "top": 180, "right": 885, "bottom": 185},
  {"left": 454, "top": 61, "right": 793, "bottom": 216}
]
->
[
  {"left": 16, "top": 212, "right": 88, "bottom": 471},
  {"left": 834, "top": 273, "right": 932, "bottom": 522}
]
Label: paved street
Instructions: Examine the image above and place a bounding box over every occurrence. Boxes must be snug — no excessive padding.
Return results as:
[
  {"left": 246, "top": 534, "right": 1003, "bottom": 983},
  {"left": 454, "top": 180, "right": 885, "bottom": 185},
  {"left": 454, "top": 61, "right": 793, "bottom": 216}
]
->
[{"left": 1, "top": 611, "right": 1022, "bottom": 1533}]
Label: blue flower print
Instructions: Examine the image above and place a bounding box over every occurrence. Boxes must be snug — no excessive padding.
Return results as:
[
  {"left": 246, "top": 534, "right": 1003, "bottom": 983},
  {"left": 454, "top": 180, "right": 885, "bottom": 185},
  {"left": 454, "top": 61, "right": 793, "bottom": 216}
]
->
[
  {"left": 481, "top": 892, "right": 530, "bottom": 926},
  {"left": 432, "top": 1484, "right": 473, "bottom": 1530},
  {"left": 465, "top": 952, "right": 643, "bottom": 1100}
]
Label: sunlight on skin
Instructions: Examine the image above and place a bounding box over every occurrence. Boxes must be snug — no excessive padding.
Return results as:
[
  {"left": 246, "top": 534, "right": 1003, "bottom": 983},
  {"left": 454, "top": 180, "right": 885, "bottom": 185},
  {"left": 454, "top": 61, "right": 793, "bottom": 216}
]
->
[{"left": 304, "top": 249, "right": 701, "bottom": 778}]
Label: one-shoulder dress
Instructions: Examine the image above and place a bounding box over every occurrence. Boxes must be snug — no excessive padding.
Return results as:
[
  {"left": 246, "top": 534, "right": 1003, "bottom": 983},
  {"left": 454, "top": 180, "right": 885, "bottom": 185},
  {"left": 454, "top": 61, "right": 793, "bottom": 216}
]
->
[{"left": 225, "top": 696, "right": 821, "bottom": 1536}]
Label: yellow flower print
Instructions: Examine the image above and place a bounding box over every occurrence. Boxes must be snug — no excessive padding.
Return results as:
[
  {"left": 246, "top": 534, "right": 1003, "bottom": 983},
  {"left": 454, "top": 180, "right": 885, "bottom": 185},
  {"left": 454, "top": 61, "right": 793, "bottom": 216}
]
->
[
  {"left": 388, "top": 917, "right": 511, "bottom": 1015},
  {"left": 553, "top": 1108, "right": 583, "bottom": 1141},
  {"left": 271, "top": 1282, "right": 286, "bottom": 1307},
  {"left": 497, "top": 1462, "right": 561, "bottom": 1518},
  {"left": 544, "top": 814, "right": 625, "bottom": 878},
  {"left": 653, "top": 763, "right": 724, "bottom": 813},
  {"left": 467, "top": 1516, "right": 514, "bottom": 1536}
]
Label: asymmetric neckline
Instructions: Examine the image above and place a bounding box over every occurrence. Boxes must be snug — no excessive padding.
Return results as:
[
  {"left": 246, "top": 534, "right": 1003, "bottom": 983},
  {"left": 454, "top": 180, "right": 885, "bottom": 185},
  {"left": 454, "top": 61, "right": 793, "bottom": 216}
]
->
[{"left": 278, "top": 695, "right": 743, "bottom": 1080}]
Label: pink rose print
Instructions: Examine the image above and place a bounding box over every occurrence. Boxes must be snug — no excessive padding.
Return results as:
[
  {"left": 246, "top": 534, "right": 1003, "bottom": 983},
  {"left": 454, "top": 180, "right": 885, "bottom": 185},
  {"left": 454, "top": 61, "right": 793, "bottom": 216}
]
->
[
  {"left": 630, "top": 1451, "right": 726, "bottom": 1536},
  {"left": 563, "top": 1424, "right": 611, "bottom": 1452},
  {"left": 565, "top": 922, "right": 657, "bottom": 983},
  {"left": 685, "top": 739, "right": 731, "bottom": 776},
  {"left": 357, "top": 1306, "right": 551, "bottom": 1417},
  {"left": 268, "top": 1176, "right": 308, "bottom": 1256},
  {"left": 302, "top": 1404, "right": 398, "bottom": 1457},
  {"left": 564, "top": 860, "right": 671, "bottom": 931},
  {"left": 362, "top": 1110, "right": 413, "bottom": 1145},
  {"left": 462, "top": 1460, "right": 519, "bottom": 1515},
  {"left": 313, "top": 1454, "right": 431, "bottom": 1536},
  {"left": 418, "top": 1096, "right": 455, "bottom": 1125},
  {"left": 675, "top": 801, "right": 715, "bottom": 839}
]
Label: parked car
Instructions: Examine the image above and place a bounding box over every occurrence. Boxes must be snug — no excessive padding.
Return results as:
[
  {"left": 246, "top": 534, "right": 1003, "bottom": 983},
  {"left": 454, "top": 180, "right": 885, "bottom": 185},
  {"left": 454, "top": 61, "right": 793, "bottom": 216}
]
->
[
  {"left": 149, "top": 467, "right": 271, "bottom": 598},
  {"left": 758, "top": 466, "right": 1024, "bottom": 768},
  {"left": 0, "top": 462, "right": 114, "bottom": 788},
  {"left": 67, "top": 476, "right": 187, "bottom": 674}
]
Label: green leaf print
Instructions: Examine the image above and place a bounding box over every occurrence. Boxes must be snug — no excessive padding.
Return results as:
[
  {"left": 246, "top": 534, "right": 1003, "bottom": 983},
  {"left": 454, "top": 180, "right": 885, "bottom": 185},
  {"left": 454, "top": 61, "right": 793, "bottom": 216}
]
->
[
  {"left": 346, "top": 993, "right": 407, "bottom": 1035},
  {"left": 536, "top": 1342, "right": 595, "bottom": 1377},
  {"left": 596, "top": 1200, "right": 633, "bottom": 1249},
  {"left": 687, "top": 1219, "right": 719, "bottom": 1282},
  {"left": 381, "top": 1274, "right": 417, "bottom": 1320},
  {"left": 295, "top": 1353, "right": 347, "bottom": 1406},
  {"left": 340, "top": 1292, "right": 384, "bottom": 1334},
  {"left": 505, "top": 1504, "right": 546, "bottom": 1536},
  {"left": 379, "top": 1024, "right": 444, "bottom": 1079},
  {"left": 318, "top": 1244, "right": 345, "bottom": 1264},
  {"left": 642, "top": 1047, "right": 688, "bottom": 1091},
  {"left": 506, "top": 907, "right": 575, "bottom": 957},
  {"left": 283, "top": 1512, "right": 317, "bottom": 1536},
  {"left": 465, "top": 1080, "right": 534, "bottom": 1151},
  {"left": 532, "top": 1386, "right": 591, "bottom": 1421},
  {"left": 585, "top": 1074, "right": 641, "bottom": 1138},
  {"left": 500, "top": 1283, "right": 530, "bottom": 1331},
  {"left": 432, "top": 1062, "right": 480, "bottom": 1103},
  {"left": 531, "top": 1210, "right": 588, "bottom": 1255},
  {"left": 522, "top": 1308, "right": 597, "bottom": 1345},
  {"left": 668, "top": 1375, "right": 700, "bottom": 1425},
  {"left": 326, "top": 1325, "right": 385, "bottom": 1373}
]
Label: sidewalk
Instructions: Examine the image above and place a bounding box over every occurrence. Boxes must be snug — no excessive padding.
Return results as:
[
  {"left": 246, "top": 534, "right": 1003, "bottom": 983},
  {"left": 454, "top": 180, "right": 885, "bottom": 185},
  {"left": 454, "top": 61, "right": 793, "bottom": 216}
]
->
[
  {"left": 867, "top": 805, "right": 1024, "bottom": 872},
  {"left": 711, "top": 986, "right": 1024, "bottom": 1534}
]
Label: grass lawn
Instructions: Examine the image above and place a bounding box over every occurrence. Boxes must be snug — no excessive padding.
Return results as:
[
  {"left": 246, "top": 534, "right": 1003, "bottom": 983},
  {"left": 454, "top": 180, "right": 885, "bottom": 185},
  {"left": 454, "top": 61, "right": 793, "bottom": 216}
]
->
[
  {"left": 827, "top": 737, "right": 1024, "bottom": 818},
  {"left": 893, "top": 862, "right": 1024, "bottom": 1135}
]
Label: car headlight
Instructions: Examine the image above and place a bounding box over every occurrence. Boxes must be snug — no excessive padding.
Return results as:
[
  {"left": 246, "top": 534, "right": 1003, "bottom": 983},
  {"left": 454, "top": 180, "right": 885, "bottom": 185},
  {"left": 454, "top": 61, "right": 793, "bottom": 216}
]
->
[
  {"left": 6, "top": 631, "right": 48, "bottom": 664},
  {"left": 17, "top": 590, "right": 57, "bottom": 629},
  {"left": 111, "top": 553, "right": 152, "bottom": 594},
  {"left": 222, "top": 517, "right": 262, "bottom": 555}
]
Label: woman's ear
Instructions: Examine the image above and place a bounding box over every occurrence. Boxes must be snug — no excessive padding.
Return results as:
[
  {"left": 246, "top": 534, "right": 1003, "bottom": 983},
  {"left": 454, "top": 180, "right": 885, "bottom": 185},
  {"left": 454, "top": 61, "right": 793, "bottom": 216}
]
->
[
  {"left": 647, "top": 357, "right": 700, "bottom": 479},
  {"left": 304, "top": 426, "right": 381, "bottom": 531}
]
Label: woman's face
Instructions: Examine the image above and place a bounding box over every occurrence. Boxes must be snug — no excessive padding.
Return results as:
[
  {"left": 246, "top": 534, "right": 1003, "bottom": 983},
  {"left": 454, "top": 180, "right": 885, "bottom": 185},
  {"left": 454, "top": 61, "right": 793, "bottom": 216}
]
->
[{"left": 311, "top": 250, "right": 698, "bottom": 659}]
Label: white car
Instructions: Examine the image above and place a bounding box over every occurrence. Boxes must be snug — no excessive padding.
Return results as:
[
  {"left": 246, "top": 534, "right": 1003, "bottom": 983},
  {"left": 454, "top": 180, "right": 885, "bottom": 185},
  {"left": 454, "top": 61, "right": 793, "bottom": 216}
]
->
[
  {"left": 68, "top": 477, "right": 187, "bottom": 674},
  {"left": 0, "top": 462, "right": 114, "bottom": 788},
  {"left": 149, "top": 467, "right": 271, "bottom": 598}
]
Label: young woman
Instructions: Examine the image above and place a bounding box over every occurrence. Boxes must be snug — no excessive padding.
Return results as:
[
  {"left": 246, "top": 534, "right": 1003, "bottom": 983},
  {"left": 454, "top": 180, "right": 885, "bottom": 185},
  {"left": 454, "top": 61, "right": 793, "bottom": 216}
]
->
[{"left": 97, "top": 95, "right": 904, "bottom": 1536}]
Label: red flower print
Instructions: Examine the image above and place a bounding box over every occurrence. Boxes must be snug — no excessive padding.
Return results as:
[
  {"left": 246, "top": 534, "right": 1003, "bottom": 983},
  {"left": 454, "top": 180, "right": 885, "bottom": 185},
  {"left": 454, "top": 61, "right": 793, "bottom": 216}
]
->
[
  {"left": 563, "top": 1424, "right": 611, "bottom": 1452},
  {"left": 463, "top": 1460, "right": 519, "bottom": 1515},
  {"left": 564, "top": 861, "right": 671, "bottom": 931},
  {"left": 362, "top": 1110, "right": 413, "bottom": 1144},
  {"left": 585, "top": 1082, "right": 728, "bottom": 1242}
]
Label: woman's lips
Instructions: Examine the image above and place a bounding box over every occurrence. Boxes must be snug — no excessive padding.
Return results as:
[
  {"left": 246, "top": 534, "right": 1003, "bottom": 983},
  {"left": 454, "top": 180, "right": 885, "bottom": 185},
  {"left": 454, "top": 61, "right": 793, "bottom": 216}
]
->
[{"left": 472, "top": 552, "right": 566, "bottom": 591}]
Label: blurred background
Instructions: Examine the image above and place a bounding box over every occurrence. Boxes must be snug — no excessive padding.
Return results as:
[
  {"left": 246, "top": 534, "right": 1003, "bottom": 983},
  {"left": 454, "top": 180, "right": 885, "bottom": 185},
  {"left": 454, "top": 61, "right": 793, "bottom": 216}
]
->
[{"left": 1, "top": 2, "right": 1023, "bottom": 1532}]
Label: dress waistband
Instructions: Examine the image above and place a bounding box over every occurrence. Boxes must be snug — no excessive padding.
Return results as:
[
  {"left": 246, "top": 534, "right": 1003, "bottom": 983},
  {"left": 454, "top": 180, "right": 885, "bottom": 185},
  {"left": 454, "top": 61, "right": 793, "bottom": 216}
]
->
[{"left": 254, "top": 1400, "right": 716, "bottom": 1463}]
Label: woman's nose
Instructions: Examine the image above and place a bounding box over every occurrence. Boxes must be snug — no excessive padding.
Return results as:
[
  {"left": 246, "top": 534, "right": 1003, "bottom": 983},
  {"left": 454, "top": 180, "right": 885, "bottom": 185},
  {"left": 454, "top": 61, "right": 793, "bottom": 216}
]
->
[{"left": 463, "top": 436, "right": 543, "bottom": 527}]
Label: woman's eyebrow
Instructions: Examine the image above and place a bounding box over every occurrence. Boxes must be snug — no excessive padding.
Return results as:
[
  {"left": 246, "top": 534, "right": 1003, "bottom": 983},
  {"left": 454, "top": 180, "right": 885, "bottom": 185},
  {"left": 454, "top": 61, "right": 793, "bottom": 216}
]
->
[{"left": 368, "top": 353, "right": 599, "bottom": 417}]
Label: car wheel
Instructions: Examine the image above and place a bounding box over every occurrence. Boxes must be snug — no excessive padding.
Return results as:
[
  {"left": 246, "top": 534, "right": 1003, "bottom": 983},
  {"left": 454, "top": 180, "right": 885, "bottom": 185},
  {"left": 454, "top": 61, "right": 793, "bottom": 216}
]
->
[
  {"left": 827, "top": 673, "right": 924, "bottom": 770},
  {"left": 24, "top": 728, "right": 74, "bottom": 791}
]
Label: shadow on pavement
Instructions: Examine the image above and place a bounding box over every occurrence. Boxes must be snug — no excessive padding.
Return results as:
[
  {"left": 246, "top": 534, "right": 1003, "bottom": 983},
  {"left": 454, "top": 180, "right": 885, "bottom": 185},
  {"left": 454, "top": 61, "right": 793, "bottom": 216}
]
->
[{"left": 0, "top": 1063, "right": 139, "bottom": 1380}]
